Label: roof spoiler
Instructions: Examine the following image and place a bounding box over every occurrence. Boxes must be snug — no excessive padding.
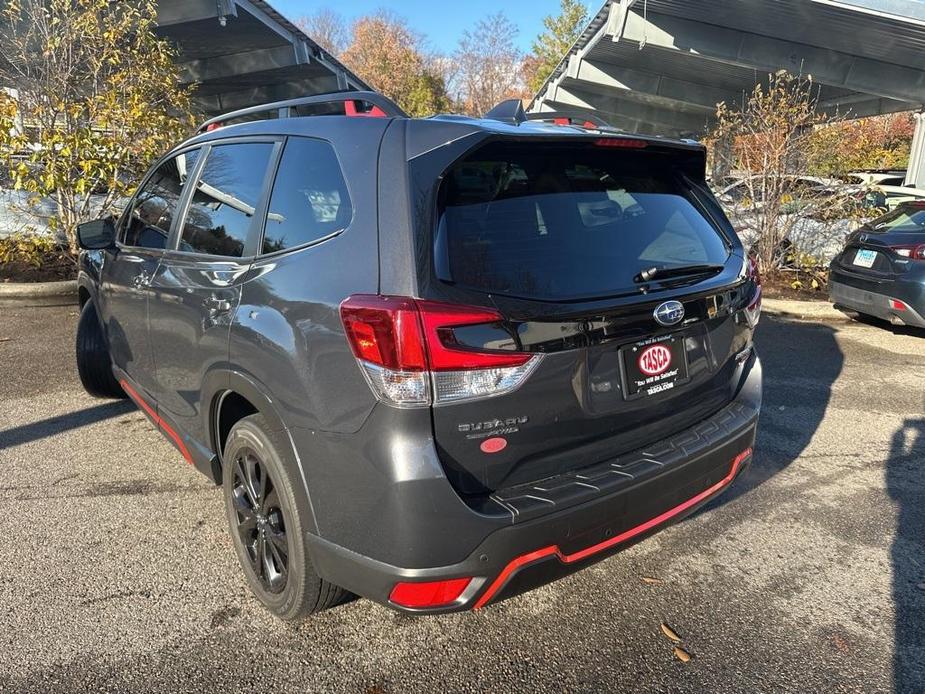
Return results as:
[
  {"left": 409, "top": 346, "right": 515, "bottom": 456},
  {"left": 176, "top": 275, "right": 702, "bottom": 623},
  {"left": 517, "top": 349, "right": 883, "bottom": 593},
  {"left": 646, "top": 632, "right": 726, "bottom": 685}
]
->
[
  {"left": 482, "top": 99, "right": 527, "bottom": 124},
  {"left": 196, "top": 91, "right": 408, "bottom": 134}
]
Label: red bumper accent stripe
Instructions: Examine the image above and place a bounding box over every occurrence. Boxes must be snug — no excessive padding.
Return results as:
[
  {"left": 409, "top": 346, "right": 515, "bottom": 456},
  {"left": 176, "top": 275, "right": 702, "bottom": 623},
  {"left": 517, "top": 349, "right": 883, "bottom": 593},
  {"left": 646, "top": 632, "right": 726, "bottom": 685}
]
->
[
  {"left": 473, "top": 447, "right": 753, "bottom": 609},
  {"left": 120, "top": 379, "right": 193, "bottom": 465}
]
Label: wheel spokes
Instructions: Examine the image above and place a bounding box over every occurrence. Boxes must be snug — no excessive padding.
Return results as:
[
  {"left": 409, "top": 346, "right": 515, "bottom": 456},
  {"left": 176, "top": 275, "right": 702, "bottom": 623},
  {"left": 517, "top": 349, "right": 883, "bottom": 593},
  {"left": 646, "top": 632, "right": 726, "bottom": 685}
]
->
[{"left": 230, "top": 448, "right": 289, "bottom": 594}]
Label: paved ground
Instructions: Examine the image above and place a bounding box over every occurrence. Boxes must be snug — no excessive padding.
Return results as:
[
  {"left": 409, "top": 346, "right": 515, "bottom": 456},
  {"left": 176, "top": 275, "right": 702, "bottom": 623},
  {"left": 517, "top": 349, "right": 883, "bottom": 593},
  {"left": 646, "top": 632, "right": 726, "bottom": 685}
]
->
[{"left": 1, "top": 305, "right": 923, "bottom": 693}]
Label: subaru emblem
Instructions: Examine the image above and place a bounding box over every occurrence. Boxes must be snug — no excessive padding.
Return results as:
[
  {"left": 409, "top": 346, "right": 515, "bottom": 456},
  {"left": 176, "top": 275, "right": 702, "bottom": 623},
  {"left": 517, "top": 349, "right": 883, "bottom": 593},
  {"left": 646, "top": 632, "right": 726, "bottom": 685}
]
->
[{"left": 654, "top": 300, "right": 685, "bottom": 327}]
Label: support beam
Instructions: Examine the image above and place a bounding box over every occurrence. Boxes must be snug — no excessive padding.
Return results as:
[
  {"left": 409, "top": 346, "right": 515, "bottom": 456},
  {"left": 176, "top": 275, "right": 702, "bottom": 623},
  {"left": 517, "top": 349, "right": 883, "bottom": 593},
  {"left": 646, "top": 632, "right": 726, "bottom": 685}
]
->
[
  {"left": 907, "top": 112, "right": 925, "bottom": 189},
  {"left": 565, "top": 57, "right": 742, "bottom": 113},
  {"left": 619, "top": 10, "right": 925, "bottom": 105},
  {"left": 545, "top": 85, "right": 711, "bottom": 135},
  {"left": 179, "top": 44, "right": 305, "bottom": 83},
  {"left": 192, "top": 75, "right": 341, "bottom": 114},
  {"left": 156, "top": 0, "right": 233, "bottom": 26}
]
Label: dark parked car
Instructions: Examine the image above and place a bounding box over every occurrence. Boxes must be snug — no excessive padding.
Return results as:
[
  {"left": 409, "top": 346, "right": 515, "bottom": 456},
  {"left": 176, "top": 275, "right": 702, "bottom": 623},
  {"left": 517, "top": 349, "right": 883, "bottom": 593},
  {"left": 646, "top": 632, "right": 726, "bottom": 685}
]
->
[
  {"left": 74, "top": 93, "right": 763, "bottom": 619},
  {"left": 830, "top": 201, "right": 925, "bottom": 329}
]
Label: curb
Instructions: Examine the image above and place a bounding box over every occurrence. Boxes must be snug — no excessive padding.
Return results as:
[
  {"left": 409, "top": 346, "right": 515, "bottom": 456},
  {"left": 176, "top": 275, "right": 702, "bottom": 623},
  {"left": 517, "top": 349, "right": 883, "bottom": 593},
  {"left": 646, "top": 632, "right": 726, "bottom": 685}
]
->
[
  {"left": 0, "top": 279, "right": 78, "bottom": 306},
  {"left": 761, "top": 297, "right": 848, "bottom": 323}
]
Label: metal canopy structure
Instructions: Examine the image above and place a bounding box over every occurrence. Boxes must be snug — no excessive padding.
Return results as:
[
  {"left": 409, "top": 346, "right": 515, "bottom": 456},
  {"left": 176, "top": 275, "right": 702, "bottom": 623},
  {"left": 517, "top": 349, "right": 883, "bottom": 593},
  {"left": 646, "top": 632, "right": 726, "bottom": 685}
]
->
[
  {"left": 528, "top": 0, "right": 925, "bottom": 186},
  {"left": 155, "top": 0, "right": 370, "bottom": 116}
]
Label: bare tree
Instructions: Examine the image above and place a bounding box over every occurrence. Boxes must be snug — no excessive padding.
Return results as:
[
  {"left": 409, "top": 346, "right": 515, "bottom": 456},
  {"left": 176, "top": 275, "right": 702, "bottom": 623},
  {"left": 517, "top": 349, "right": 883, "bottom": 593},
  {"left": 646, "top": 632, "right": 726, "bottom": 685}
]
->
[
  {"left": 454, "top": 13, "right": 523, "bottom": 116},
  {"left": 295, "top": 8, "right": 348, "bottom": 57},
  {"left": 709, "top": 71, "right": 865, "bottom": 276}
]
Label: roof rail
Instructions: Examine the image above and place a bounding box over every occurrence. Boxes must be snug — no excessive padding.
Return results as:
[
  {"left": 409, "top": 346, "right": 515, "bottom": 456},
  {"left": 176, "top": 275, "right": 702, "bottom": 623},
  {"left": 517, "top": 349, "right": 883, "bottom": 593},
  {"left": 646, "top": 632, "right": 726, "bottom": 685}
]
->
[{"left": 197, "top": 91, "right": 408, "bottom": 133}]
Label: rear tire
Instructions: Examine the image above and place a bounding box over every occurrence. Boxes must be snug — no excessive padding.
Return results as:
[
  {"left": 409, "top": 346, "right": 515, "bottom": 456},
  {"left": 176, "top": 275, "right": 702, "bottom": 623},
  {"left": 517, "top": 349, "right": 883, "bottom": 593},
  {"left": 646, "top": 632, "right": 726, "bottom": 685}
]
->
[
  {"left": 75, "top": 301, "right": 125, "bottom": 398},
  {"left": 223, "top": 413, "right": 346, "bottom": 620}
]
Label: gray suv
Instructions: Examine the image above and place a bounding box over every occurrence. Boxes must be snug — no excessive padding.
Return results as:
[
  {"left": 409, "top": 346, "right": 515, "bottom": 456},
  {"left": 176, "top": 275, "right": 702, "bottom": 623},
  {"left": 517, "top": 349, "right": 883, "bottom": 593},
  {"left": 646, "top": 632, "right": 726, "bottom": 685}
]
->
[{"left": 75, "top": 92, "right": 763, "bottom": 619}]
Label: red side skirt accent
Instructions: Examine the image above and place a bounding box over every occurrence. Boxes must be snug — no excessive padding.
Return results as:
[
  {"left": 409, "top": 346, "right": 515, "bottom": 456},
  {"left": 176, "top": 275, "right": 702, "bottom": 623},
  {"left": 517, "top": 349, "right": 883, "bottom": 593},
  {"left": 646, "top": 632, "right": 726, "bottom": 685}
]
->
[
  {"left": 120, "top": 379, "right": 193, "bottom": 465},
  {"left": 473, "top": 447, "right": 753, "bottom": 609}
]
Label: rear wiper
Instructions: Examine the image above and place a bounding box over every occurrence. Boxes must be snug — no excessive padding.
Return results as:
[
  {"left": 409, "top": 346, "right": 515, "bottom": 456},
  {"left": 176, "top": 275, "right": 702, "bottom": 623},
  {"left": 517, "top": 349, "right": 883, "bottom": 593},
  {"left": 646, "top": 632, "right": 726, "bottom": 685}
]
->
[{"left": 634, "top": 264, "right": 725, "bottom": 283}]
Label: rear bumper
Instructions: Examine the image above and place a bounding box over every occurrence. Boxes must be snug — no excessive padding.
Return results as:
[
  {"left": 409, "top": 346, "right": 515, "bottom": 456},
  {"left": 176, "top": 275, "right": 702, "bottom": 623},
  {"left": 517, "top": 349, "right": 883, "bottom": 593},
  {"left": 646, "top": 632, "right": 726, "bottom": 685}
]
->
[
  {"left": 829, "top": 265, "right": 925, "bottom": 328},
  {"left": 307, "top": 352, "right": 762, "bottom": 613}
]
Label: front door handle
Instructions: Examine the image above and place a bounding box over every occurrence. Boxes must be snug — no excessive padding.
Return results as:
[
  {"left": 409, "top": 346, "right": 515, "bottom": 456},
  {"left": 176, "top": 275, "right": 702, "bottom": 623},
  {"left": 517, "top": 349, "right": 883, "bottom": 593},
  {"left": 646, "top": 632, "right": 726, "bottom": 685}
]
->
[{"left": 203, "top": 296, "right": 233, "bottom": 312}]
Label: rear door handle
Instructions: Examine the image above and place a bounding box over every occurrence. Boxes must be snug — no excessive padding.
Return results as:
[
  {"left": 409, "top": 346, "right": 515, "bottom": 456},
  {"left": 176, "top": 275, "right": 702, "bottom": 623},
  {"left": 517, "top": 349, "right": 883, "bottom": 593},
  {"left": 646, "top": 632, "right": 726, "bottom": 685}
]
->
[{"left": 203, "top": 296, "right": 233, "bottom": 312}]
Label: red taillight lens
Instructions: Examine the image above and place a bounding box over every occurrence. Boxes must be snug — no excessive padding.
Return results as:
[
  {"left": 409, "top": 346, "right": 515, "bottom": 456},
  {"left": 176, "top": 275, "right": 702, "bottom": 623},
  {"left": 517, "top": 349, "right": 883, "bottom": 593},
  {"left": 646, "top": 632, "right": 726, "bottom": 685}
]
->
[
  {"left": 594, "top": 137, "right": 647, "bottom": 149},
  {"left": 890, "top": 244, "right": 925, "bottom": 260},
  {"left": 389, "top": 578, "right": 473, "bottom": 609},
  {"left": 890, "top": 298, "right": 908, "bottom": 311},
  {"left": 340, "top": 295, "right": 542, "bottom": 406},
  {"left": 340, "top": 296, "right": 427, "bottom": 371},
  {"left": 416, "top": 301, "right": 532, "bottom": 371}
]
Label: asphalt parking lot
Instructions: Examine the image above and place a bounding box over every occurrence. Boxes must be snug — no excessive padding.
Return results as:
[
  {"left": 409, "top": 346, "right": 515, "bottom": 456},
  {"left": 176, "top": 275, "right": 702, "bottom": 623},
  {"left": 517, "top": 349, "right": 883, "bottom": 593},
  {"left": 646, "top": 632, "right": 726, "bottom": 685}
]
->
[{"left": 1, "top": 305, "right": 923, "bottom": 693}]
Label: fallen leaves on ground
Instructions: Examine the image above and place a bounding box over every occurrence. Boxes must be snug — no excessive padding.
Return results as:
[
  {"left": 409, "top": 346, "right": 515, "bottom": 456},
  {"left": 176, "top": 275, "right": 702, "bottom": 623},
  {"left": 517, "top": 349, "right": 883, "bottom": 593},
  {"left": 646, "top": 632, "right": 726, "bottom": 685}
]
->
[
  {"left": 641, "top": 576, "right": 662, "bottom": 585},
  {"left": 660, "top": 623, "right": 682, "bottom": 642}
]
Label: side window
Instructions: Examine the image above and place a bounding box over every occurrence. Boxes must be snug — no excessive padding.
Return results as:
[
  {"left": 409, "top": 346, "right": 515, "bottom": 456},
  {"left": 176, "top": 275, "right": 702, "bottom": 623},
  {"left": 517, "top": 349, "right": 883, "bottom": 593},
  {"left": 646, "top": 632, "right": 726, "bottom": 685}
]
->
[
  {"left": 122, "top": 149, "right": 199, "bottom": 249},
  {"left": 261, "top": 138, "right": 353, "bottom": 254},
  {"left": 179, "top": 142, "right": 274, "bottom": 257}
]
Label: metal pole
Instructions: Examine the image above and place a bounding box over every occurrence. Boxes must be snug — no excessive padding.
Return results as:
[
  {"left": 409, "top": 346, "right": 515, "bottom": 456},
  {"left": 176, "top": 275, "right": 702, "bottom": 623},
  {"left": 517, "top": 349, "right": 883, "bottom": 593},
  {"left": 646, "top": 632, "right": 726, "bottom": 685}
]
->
[{"left": 905, "top": 112, "right": 925, "bottom": 189}]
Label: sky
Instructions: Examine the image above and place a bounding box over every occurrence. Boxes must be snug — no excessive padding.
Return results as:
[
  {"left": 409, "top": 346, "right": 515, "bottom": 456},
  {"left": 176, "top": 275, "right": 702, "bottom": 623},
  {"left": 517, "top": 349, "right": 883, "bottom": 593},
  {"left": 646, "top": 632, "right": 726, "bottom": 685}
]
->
[{"left": 270, "top": 0, "right": 597, "bottom": 53}]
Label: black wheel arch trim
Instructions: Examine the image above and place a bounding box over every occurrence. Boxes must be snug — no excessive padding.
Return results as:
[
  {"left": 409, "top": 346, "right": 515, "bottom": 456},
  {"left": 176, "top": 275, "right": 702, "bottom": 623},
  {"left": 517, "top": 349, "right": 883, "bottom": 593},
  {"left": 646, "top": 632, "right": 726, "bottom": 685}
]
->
[{"left": 208, "top": 369, "right": 321, "bottom": 535}]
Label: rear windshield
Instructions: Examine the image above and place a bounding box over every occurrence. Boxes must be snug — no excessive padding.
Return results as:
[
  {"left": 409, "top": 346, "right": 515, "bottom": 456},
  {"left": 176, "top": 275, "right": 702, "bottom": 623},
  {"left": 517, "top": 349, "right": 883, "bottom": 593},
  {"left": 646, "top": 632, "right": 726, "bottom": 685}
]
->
[
  {"left": 868, "top": 205, "right": 925, "bottom": 233},
  {"left": 436, "top": 142, "right": 729, "bottom": 301}
]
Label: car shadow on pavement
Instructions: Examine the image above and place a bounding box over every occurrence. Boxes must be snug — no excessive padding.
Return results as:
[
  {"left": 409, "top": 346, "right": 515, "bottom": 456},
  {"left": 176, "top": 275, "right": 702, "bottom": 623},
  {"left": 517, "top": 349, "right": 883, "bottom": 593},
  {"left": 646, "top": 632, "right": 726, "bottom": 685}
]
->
[
  {"left": 698, "top": 316, "right": 845, "bottom": 513},
  {"left": 855, "top": 313, "right": 925, "bottom": 339},
  {"left": 0, "top": 399, "right": 136, "bottom": 451},
  {"left": 888, "top": 409, "right": 925, "bottom": 692}
]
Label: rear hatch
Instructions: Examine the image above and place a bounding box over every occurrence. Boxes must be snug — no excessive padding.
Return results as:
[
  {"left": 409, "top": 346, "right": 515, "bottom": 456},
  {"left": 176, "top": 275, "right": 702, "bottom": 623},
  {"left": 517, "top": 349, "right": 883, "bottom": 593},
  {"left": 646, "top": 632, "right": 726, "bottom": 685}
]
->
[
  {"left": 410, "top": 135, "right": 759, "bottom": 496},
  {"left": 835, "top": 203, "right": 925, "bottom": 278}
]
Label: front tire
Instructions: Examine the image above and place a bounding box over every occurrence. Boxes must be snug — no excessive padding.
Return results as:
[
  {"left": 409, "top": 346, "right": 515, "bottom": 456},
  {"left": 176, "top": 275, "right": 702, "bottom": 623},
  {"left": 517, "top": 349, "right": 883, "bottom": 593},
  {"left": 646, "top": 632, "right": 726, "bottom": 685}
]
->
[
  {"left": 223, "top": 413, "right": 346, "bottom": 620},
  {"left": 75, "top": 301, "right": 125, "bottom": 398}
]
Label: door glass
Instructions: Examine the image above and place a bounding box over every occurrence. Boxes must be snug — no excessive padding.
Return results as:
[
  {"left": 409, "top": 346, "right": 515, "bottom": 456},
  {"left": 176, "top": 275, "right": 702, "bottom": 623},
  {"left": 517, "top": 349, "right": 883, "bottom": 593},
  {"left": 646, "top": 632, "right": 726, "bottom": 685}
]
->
[
  {"left": 179, "top": 142, "right": 274, "bottom": 257},
  {"left": 262, "top": 137, "right": 353, "bottom": 254},
  {"left": 122, "top": 149, "right": 200, "bottom": 249}
]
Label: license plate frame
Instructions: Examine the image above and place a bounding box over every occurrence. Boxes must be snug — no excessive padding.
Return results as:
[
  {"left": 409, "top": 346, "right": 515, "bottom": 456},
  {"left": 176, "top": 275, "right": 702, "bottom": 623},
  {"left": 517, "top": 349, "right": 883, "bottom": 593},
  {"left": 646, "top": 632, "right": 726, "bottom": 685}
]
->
[
  {"left": 853, "top": 248, "right": 877, "bottom": 268},
  {"left": 620, "top": 333, "right": 691, "bottom": 400}
]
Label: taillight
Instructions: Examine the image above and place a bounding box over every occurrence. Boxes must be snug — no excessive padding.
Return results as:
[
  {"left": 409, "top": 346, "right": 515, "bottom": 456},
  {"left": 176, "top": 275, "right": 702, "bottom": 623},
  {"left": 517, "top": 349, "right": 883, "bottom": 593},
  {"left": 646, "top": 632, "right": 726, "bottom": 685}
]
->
[
  {"left": 340, "top": 295, "right": 542, "bottom": 407},
  {"left": 890, "top": 244, "right": 925, "bottom": 260},
  {"left": 744, "top": 254, "right": 762, "bottom": 328}
]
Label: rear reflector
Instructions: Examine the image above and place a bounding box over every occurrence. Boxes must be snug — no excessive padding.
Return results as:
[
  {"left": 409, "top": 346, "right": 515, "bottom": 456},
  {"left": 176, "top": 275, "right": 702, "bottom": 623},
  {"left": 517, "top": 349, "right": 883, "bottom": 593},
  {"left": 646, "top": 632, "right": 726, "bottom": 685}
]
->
[
  {"left": 890, "top": 298, "right": 908, "bottom": 311},
  {"left": 340, "top": 295, "right": 542, "bottom": 407},
  {"left": 595, "top": 137, "right": 647, "bottom": 149},
  {"left": 389, "top": 578, "right": 473, "bottom": 609}
]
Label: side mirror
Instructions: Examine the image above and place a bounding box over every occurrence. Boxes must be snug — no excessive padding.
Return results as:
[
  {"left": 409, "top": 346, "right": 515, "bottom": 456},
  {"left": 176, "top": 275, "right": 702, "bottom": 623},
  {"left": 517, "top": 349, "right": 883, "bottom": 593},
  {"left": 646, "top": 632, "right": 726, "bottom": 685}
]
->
[{"left": 76, "top": 216, "right": 116, "bottom": 250}]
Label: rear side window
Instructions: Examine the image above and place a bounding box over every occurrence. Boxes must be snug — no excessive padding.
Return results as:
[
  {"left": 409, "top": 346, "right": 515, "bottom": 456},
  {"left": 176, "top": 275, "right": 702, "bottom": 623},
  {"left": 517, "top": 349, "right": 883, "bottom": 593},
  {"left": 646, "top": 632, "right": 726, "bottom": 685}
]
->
[
  {"left": 436, "top": 142, "right": 729, "bottom": 301},
  {"left": 261, "top": 137, "right": 352, "bottom": 254},
  {"left": 179, "top": 142, "right": 274, "bottom": 257},
  {"left": 122, "top": 149, "right": 199, "bottom": 249}
]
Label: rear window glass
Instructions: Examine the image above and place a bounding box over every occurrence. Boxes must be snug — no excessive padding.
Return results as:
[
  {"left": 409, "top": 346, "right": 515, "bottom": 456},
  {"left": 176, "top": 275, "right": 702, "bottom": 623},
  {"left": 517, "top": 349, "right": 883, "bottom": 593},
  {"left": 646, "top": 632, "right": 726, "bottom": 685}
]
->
[
  {"left": 869, "top": 205, "right": 925, "bottom": 232},
  {"left": 436, "top": 143, "right": 729, "bottom": 301}
]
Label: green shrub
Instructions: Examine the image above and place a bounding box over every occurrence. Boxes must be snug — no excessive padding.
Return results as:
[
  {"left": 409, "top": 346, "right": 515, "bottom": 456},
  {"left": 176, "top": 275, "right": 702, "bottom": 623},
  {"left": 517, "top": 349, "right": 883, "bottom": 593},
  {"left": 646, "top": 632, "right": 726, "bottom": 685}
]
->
[{"left": 0, "top": 232, "right": 58, "bottom": 267}]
